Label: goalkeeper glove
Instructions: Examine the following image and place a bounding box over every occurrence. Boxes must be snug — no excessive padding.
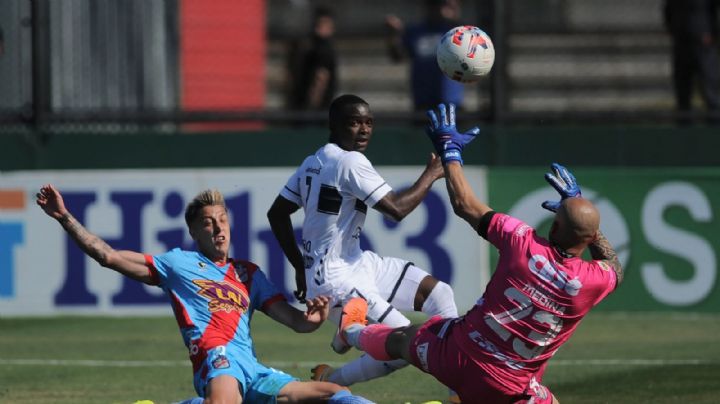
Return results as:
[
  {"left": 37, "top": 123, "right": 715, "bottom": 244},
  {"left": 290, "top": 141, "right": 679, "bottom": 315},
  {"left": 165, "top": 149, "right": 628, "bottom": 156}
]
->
[
  {"left": 541, "top": 163, "right": 582, "bottom": 212},
  {"left": 425, "top": 103, "right": 480, "bottom": 165}
]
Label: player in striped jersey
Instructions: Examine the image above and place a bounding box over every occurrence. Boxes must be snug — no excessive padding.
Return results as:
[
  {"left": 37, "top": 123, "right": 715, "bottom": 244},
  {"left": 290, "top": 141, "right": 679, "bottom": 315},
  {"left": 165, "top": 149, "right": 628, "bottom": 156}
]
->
[
  {"left": 267, "top": 94, "right": 460, "bottom": 394},
  {"left": 36, "top": 186, "right": 373, "bottom": 404}
]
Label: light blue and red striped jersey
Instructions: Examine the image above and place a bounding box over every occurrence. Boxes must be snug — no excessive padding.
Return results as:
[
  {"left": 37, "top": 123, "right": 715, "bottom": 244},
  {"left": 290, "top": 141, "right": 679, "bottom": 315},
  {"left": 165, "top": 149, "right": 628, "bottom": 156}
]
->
[{"left": 145, "top": 248, "right": 285, "bottom": 367}]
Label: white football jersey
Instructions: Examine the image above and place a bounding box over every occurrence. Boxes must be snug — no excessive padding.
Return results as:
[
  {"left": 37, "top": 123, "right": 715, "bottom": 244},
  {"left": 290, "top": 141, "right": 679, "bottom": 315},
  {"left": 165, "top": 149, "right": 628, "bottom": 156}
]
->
[{"left": 279, "top": 143, "right": 392, "bottom": 289}]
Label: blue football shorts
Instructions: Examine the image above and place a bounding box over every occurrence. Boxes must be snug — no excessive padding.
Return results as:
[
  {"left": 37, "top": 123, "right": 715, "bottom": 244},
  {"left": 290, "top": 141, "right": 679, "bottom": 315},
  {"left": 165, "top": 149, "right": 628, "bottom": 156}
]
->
[{"left": 194, "top": 345, "right": 297, "bottom": 402}]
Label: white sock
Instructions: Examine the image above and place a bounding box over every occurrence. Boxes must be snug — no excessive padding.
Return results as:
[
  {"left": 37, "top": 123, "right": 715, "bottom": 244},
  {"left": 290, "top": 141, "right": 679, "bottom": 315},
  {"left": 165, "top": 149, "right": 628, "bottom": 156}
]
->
[
  {"left": 328, "top": 354, "right": 408, "bottom": 386},
  {"left": 344, "top": 323, "right": 364, "bottom": 349}
]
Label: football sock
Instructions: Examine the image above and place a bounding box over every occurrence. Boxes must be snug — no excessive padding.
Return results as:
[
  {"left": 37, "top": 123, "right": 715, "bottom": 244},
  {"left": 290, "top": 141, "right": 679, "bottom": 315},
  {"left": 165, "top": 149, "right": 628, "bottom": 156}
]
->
[
  {"left": 359, "top": 324, "right": 394, "bottom": 360},
  {"left": 421, "top": 281, "right": 458, "bottom": 318},
  {"left": 328, "top": 354, "right": 408, "bottom": 386},
  {"left": 330, "top": 323, "right": 409, "bottom": 384},
  {"left": 344, "top": 323, "right": 365, "bottom": 348}
]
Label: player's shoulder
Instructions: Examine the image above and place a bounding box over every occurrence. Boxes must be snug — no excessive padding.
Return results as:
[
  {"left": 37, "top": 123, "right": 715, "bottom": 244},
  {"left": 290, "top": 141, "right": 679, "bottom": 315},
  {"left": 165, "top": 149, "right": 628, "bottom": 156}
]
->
[
  {"left": 338, "top": 149, "right": 372, "bottom": 168},
  {"left": 296, "top": 153, "right": 319, "bottom": 171},
  {"left": 161, "top": 247, "right": 197, "bottom": 259},
  {"left": 585, "top": 259, "right": 619, "bottom": 279},
  {"left": 231, "top": 259, "right": 261, "bottom": 281},
  {"left": 294, "top": 145, "right": 326, "bottom": 166},
  {"left": 154, "top": 249, "right": 206, "bottom": 275},
  {"left": 567, "top": 259, "right": 618, "bottom": 293},
  {"left": 232, "top": 259, "right": 259, "bottom": 270},
  {"left": 494, "top": 213, "right": 534, "bottom": 236}
]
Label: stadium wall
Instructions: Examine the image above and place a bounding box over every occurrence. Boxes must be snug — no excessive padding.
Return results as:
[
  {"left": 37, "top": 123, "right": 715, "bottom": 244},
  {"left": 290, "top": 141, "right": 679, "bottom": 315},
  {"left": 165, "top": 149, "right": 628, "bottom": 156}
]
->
[
  {"left": 0, "top": 125, "right": 718, "bottom": 170},
  {"left": 1, "top": 127, "right": 718, "bottom": 315},
  {"left": 0, "top": 168, "right": 489, "bottom": 316}
]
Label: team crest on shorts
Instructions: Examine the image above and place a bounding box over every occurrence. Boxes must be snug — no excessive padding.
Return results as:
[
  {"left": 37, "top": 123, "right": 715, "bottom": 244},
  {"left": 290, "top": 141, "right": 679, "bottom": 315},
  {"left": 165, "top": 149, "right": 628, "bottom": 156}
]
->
[
  {"left": 416, "top": 342, "right": 430, "bottom": 372},
  {"left": 212, "top": 355, "right": 230, "bottom": 369}
]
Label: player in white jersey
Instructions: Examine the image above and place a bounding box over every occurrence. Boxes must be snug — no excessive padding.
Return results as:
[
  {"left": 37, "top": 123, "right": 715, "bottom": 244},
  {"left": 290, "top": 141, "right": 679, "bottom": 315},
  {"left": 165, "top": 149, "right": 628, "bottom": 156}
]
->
[{"left": 267, "top": 94, "right": 459, "bottom": 393}]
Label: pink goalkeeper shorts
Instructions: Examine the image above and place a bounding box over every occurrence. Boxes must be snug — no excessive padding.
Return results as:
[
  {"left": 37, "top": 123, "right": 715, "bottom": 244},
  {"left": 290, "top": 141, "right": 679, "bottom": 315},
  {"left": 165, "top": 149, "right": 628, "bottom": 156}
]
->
[{"left": 408, "top": 315, "right": 554, "bottom": 404}]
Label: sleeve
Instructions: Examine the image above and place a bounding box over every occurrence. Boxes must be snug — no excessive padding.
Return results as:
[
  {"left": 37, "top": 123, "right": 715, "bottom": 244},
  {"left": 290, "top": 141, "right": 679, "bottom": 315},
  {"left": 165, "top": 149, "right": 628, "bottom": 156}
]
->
[
  {"left": 485, "top": 213, "right": 535, "bottom": 252},
  {"left": 593, "top": 260, "right": 619, "bottom": 296},
  {"left": 250, "top": 267, "right": 287, "bottom": 312},
  {"left": 340, "top": 152, "right": 392, "bottom": 207},
  {"left": 146, "top": 248, "right": 182, "bottom": 287},
  {"left": 279, "top": 165, "right": 303, "bottom": 207},
  {"left": 593, "top": 260, "right": 618, "bottom": 297},
  {"left": 476, "top": 211, "right": 498, "bottom": 240}
]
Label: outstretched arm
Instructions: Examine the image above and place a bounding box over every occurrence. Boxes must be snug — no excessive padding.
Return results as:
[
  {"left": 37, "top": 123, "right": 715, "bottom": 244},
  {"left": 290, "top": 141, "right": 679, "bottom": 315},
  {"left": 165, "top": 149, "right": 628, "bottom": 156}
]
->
[
  {"left": 263, "top": 296, "right": 330, "bottom": 333},
  {"left": 36, "top": 184, "right": 154, "bottom": 284},
  {"left": 588, "top": 231, "right": 624, "bottom": 285},
  {"left": 424, "top": 103, "right": 493, "bottom": 228},
  {"left": 373, "top": 153, "right": 444, "bottom": 222},
  {"left": 267, "top": 195, "right": 307, "bottom": 302},
  {"left": 443, "top": 162, "right": 493, "bottom": 229}
]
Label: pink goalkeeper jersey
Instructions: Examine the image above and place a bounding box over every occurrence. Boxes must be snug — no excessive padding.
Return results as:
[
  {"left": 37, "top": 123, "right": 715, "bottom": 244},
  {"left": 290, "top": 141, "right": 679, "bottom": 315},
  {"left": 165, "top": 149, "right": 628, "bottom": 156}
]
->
[{"left": 455, "top": 213, "right": 617, "bottom": 393}]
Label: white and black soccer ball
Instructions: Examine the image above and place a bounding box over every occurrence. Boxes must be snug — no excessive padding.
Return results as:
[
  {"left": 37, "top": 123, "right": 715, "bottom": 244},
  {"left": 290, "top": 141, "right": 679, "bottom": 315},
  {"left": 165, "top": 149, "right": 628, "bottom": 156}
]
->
[{"left": 436, "top": 25, "right": 495, "bottom": 83}]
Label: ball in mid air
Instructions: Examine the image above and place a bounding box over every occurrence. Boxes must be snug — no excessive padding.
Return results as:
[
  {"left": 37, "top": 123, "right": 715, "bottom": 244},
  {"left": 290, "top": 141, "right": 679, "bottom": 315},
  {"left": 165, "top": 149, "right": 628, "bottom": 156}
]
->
[{"left": 436, "top": 25, "right": 495, "bottom": 83}]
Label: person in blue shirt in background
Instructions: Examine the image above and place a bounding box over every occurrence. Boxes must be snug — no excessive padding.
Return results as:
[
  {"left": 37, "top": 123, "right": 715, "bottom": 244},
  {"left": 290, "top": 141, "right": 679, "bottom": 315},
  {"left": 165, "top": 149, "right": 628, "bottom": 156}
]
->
[{"left": 385, "top": 0, "right": 465, "bottom": 112}]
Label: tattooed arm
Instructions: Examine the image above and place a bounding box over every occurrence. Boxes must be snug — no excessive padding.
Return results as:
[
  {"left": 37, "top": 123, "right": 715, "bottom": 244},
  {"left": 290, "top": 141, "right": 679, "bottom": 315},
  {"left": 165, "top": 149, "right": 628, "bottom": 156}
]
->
[
  {"left": 37, "top": 184, "right": 154, "bottom": 284},
  {"left": 588, "top": 230, "right": 624, "bottom": 285}
]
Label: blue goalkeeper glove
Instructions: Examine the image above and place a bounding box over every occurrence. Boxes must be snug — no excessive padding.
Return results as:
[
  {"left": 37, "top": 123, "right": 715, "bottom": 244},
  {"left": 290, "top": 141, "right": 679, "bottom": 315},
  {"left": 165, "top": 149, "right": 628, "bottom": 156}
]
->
[
  {"left": 425, "top": 103, "right": 480, "bottom": 165},
  {"left": 542, "top": 163, "right": 582, "bottom": 212}
]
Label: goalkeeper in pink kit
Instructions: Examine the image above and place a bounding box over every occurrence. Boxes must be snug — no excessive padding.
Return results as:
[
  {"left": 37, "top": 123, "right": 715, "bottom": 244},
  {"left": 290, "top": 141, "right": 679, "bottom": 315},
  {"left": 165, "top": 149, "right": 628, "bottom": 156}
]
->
[{"left": 335, "top": 104, "right": 624, "bottom": 403}]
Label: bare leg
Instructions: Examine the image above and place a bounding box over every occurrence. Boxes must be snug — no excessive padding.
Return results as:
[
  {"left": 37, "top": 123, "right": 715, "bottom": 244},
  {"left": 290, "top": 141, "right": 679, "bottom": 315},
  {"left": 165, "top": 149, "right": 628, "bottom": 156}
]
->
[
  {"left": 204, "top": 374, "right": 242, "bottom": 403},
  {"left": 276, "top": 381, "right": 343, "bottom": 403}
]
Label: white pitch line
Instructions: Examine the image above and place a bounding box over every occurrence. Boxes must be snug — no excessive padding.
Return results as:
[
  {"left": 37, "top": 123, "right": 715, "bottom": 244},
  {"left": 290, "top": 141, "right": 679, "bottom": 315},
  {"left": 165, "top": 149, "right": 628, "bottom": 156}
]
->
[
  {"left": 0, "top": 358, "right": 717, "bottom": 368},
  {"left": 0, "top": 359, "right": 188, "bottom": 367},
  {"left": 550, "top": 359, "right": 716, "bottom": 366}
]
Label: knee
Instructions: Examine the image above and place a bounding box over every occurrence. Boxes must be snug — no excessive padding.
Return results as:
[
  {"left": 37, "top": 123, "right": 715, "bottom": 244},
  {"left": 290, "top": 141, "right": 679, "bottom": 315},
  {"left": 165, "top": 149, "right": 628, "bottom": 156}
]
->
[{"left": 420, "top": 281, "right": 457, "bottom": 318}]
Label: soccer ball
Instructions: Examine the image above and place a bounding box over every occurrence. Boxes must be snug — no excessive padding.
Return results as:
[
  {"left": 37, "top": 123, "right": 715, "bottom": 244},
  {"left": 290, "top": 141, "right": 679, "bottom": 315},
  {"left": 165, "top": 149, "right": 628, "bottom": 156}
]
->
[{"left": 436, "top": 25, "right": 495, "bottom": 83}]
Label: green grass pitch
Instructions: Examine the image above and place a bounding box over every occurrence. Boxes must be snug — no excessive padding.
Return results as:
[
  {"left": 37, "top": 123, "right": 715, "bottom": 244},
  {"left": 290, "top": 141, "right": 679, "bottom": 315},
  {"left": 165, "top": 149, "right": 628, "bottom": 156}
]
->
[{"left": 1, "top": 312, "right": 719, "bottom": 403}]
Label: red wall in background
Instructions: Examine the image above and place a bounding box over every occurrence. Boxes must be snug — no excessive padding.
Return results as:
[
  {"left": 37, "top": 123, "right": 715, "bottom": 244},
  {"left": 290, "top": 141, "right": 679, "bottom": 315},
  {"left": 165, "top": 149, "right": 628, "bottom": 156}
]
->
[{"left": 180, "top": 0, "right": 265, "bottom": 110}]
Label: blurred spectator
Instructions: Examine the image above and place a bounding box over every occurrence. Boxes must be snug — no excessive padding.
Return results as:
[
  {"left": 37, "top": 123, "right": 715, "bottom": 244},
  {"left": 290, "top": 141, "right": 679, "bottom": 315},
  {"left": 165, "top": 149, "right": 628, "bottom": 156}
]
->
[
  {"left": 385, "top": 0, "right": 464, "bottom": 111},
  {"left": 663, "top": 0, "right": 720, "bottom": 122},
  {"left": 285, "top": 6, "right": 338, "bottom": 111},
  {"left": 0, "top": 26, "right": 5, "bottom": 57}
]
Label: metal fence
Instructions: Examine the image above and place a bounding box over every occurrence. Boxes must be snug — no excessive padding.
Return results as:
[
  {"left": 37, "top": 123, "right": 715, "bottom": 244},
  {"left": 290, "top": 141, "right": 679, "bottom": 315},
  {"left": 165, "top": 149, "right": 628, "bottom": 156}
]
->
[
  {"left": 0, "top": 0, "right": 717, "bottom": 131},
  {"left": 0, "top": 0, "right": 178, "bottom": 130}
]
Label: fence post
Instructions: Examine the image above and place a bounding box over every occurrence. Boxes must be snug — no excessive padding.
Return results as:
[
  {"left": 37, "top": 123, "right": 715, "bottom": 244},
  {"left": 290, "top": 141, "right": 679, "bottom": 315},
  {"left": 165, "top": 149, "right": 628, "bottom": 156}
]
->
[
  {"left": 31, "top": 0, "right": 50, "bottom": 130},
  {"left": 489, "top": 0, "right": 508, "bottom": 124}
]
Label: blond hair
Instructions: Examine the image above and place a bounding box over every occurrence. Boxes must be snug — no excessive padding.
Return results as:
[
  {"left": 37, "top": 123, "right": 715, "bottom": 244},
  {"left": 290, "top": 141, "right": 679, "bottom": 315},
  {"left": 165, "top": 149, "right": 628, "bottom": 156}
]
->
[{"left": 184, "top": 189, "right": 226, "bottom": 226}]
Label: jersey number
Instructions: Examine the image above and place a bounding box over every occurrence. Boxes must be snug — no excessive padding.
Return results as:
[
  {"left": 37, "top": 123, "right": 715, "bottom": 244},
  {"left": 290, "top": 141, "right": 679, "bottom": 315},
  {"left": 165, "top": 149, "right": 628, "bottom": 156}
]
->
[
  {"left": 483, "top": 287, "right": 563, "bottom": 360},
  {"left": 304, "top": 176, "right": 312, "bottom": 204}
]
